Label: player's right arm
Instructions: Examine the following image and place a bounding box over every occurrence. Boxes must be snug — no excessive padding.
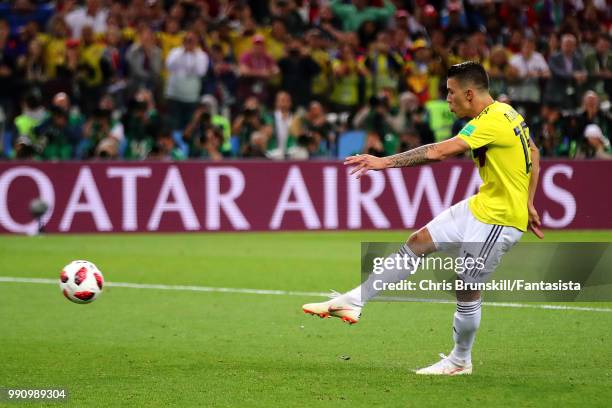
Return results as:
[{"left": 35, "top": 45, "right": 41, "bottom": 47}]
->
[
  {"left": 527, "top": 138, "right": 543, "bottom": 238},
  {"left": 344, "top": 137, "right": 470, "bottom": 178}
]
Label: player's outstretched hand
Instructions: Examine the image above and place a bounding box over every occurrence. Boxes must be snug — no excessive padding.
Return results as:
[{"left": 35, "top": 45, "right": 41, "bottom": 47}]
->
[
  {"left": 344, "top": 154, "right": 388, "bottom": 179},
  {"left": 528, "top": 203, "right": 544, "bottom": 239}
]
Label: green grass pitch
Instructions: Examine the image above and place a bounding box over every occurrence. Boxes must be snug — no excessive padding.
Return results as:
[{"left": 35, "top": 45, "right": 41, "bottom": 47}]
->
[{"left": 1, "top": 230, "right": 611, "bottom": 407}]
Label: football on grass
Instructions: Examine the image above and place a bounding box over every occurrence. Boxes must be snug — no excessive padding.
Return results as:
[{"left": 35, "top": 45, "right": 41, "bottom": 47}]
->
[{"left": 59, "top": 260, "right": 104, "bottom": 304}]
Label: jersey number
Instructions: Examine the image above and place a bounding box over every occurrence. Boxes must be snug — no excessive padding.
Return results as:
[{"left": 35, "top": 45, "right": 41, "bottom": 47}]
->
[{"left": 514, "top": 122, "right": 532, "bottom": 174}]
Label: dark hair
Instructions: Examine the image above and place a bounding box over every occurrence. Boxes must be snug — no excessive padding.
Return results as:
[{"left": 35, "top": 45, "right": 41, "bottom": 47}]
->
[
  {"left": 598, "top": 33, "right": 610, "bottom": 43},
  {"left": 447, "top": 61, "right": 489, "bottom": 91},
  {"left": 156, "top": 121, "right": 173, "bottom": 139},
  {"left": 24, "top": 89, "right": 43, "bottom": 110}
]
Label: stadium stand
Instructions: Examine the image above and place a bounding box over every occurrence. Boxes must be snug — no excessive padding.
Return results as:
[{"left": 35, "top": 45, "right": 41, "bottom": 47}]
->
[{"left": 0, "top": 0, "right": 610, "bottom": 161}]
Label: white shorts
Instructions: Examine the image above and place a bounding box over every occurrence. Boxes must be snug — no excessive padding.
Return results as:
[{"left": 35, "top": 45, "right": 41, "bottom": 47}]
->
[{"left": 426, "top": 199, "right": 523, "bottom": 284}]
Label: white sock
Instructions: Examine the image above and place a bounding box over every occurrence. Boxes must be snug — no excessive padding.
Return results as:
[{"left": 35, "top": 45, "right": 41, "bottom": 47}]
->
[
  {"left": 345, "top": 244, "right": 419, "bottom": 306},
  {"left": 450, "top": 299, "right": 482, "bottom": 364}
]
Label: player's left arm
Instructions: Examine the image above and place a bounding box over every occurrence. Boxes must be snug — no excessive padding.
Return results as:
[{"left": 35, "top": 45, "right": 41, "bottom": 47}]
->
[
  {"left": 527, "top": 138, "right": 543, "bottom": 238},
  {"left": 344, "top": 137, "right": 470, "bottom": 178}
]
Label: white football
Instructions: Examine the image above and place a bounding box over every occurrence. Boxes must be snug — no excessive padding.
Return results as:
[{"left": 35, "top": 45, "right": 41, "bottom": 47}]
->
[{"left": 59, "top": 260, "right": 104, "bottom": 304}]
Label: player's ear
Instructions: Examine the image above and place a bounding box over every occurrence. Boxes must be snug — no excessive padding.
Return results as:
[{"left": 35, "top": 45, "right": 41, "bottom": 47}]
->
[{"left": 465, "top": 89, "right": 473, "bottom": 102}]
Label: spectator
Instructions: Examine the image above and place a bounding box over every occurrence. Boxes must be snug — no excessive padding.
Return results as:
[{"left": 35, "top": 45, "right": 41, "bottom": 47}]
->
[
  {"left": 76, "top": 25, "right": 111, "bottom": 115},
  {"left": 579, "top": 27, "right": 598, "bottom": 59},
  {"left": 64, "top": 0, "right": 108, "bottom": 39},
  {"left": 506, "top": 29, "right": 525, "bottom": 55},
  {"left": 199, "top": 126, "right": 225, "bottom": 161},
  {"left": 470, "top": 31, "right": 490, "bottom": 63},
  {"left": 77, "top": 95, "right": 123, "bottom": 159},
  {"left": 122, "top": 90, "right": 160, "bottom": 160},
  {"left": 264, "top": 18, "right": 290, "bottom": 60},
  {"left": 357, "top": 20, "right": 379, "bottom": 50},
  {"left": 278, "top": 38, "right": 320, "bottom": 109},
  {"left": 397, "top": 128, "right": 423, "bottom": 153},
  {"left": 419, "top": 4, "right": 440, "bottom": 34},
  {"left": 441, "top": 1, "right": 469, "bottom": 39},
  {"left": 0, "top": 0, "right": 53, "bottom": 37},
  {"left": 232, "top": 17, "right": 263, "bottom": 61},
  {"left": 200, "top": 95, "right": 231, "bottom": 150},
  {"left": 105, "top": 2, "right": 127, "bottom": 30},
  {"left": 94, "top": 136, "right": 119, "bottom": 159},
  {"left": 403, "top": 38, "right": 443, "bottom": 105},
  {"left": 329, "top": 44, "right": 367, "bottom": 113},
  {"left": 14, "top": 90, "right": 45, "bottom": 139},
  {"left": 43, "top": 15, "right": 70, "bottom": 80},
  {"left": 158, "top": 17, "right": 184, "bottom": 63},
  {"left": 584, "top": 34, "right": 611, "bottom": 100},
  {"left": 242, "top": 129, "right": 269, "bottom": 158},
  {"left": 206, "top": 43, "right": 238, "bottom": 109},
  {"left": 353, "top": 94, "right": 396, "bottom": 143},
  {"left": 305, "top": 30, "right": 332, "bottom": 104},
  {"left": 393, "top": 9, "right": 427, "bottom": 40},
  {"left": 183, "top": 96, "right": 232, "bottom": 158},
  {"left": 270, "top": 0, "right": 306, "bottom": 37},
  {"left": 48, "top": 38, "right": 79, "bottom": 100},
  {"left": 237, "top": 34, "right": 278, "bottom": 105},
  {"left": 13, "top": 90, "right": 46, "bottom": 158},
  {"left": 532, "top": 104, "right": 572, "bottom": 157},
  {"left": 32, "top": 103, "right": 80, "bottom": 160},
  {"left": 572, "top": 91, "right": 612, "bottom": 158},
  {"left": 392, "top": 26, "right": 412, "bottom": 57},
  {"left": 125, "top": 26, "right": 162, "bottom": 96},
  {"left": 205, "top": 26, "right": 233, "bottom": 62},
  {"left": 148, "top": 125, "right": 186, "bottom": 161},
  {"left": 329, "top": 0, "right": 396, "bottom": 32},
  {"left": 17, "top": 37, "right": 46, "bottom": 89},
  {"left": 486, "top": 45, "right": 512, "bottom": 99},
  {"left": 232, "top": 96, "right": 272, "bottom": 155},
  {"left": 363, "top": 130, "right": 385, "bottom": 156},
  {"left": 545, "top": 31, "right": 560, "bottom": 60},
  {"left": 52, "top": 91, "right": 84, "bottom": 129},
  {"left": 388, "top": 91, "right": 419, "bottom": 135},
  {"left": 425, "top": 86, "right": 454, "bottom": 142},
  {"left": 183, "top": 101, "right": 209, "bottom": 154},
  {"left": 268, "top": 91, "right": 294, "bottom": 159},
  {"left": 190, "top": 15, "right": 209, "bottom": 51},
  {"left": 147, "top": 0, "right": 166, "bottom": 30},
  {"left": 449, "top": 37, "right": 481, "bottom": 66},
  {"left": 290, "top": 100, "right": 333, "bottom": 158},
  {"left": 315, "top": 5, "right": 343, "bottom": 41},
  {"left": 165, "top": 31, "right": 209, "bottom": 130},
  {"left": 508, "top": 36, "right": 551, "bottom": 120},
  {"left": 412, "top": 106, "right": 436, "bottom": 146},
  {"left": 363, "top": 31, "right": 404, "bottom": 99},
  {"left": 102, "top": 24, "right": 128, "bottom": 102},
  {"left": 0, "top": 18, "right": 17, "bottom": 120},
  {"left": 583, "top": 123, "right": 611, "bottom": 159},
  {"left": 545, "top": 33, "right": 587, "bottom": 110}
]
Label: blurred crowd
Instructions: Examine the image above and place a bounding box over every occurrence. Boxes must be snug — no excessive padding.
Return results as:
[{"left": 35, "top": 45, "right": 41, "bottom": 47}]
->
[{"left": 0, "top": 0, "right": 610, "bottom": 161}]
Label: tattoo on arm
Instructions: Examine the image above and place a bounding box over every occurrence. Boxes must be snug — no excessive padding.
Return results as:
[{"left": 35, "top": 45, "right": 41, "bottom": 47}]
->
[{"left": 387, "top": 144, "right": 438, "bottom": 168}]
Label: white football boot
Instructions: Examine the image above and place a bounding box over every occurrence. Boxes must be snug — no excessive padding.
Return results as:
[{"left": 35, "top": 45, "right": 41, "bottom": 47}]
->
[
  {"left": 302, "top": 291, "right": 362, "bottom": 324},
  {"left": 415, "top": 353, "right": 473, "bottom": 376}
]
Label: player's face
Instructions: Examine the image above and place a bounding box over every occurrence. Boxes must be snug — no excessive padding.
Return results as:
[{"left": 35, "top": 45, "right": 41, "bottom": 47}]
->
[{"left": 446, "top": 77, "right": 469, "bottom": 117}]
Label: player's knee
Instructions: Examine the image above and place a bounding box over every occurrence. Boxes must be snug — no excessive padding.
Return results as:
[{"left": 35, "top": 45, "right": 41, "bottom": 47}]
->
[
  {"left": 456, "top": 289, "right": 481, "bottom": 302},
  {"left": 407, "top": 228, "right": 436, "bottom": 256}
]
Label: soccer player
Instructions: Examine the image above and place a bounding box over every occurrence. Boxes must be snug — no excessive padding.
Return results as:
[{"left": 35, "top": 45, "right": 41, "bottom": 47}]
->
[{"left": 302, "top": 61, "right": 542, "bottom": 375}]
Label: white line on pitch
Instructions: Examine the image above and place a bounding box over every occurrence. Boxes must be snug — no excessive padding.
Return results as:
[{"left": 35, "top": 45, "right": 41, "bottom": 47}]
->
[{"left": 1, "top": 276, "right": 611, "bottom": 313}]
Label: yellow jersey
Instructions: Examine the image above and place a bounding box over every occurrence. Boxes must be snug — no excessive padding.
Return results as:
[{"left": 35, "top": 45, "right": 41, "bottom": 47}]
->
[{"left": 457, "top": 101, "right": 532, "bottom": 231}]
